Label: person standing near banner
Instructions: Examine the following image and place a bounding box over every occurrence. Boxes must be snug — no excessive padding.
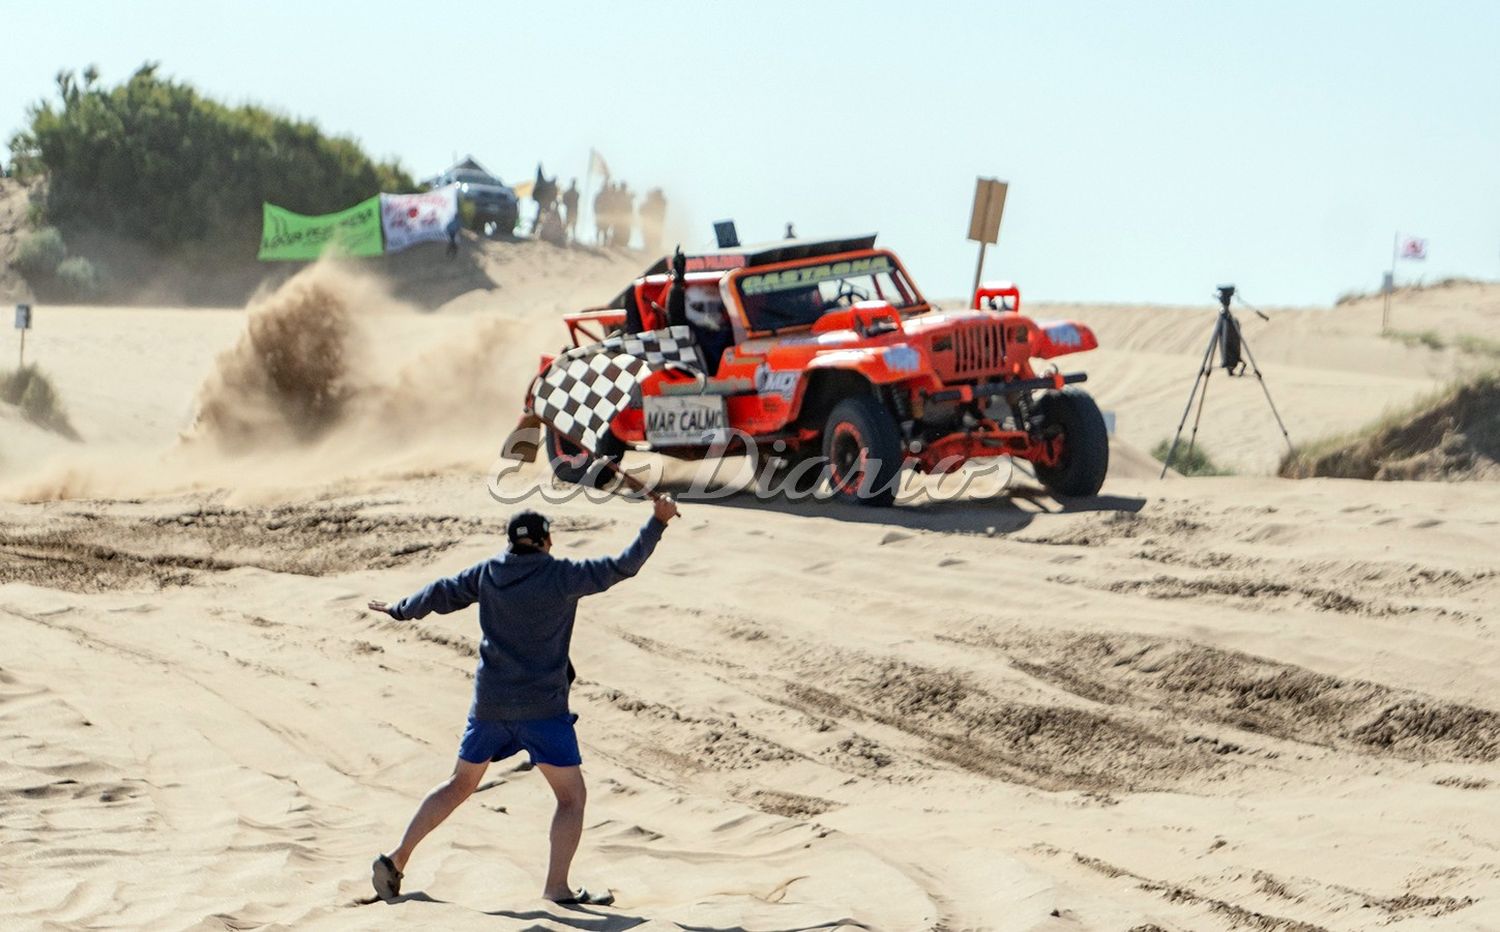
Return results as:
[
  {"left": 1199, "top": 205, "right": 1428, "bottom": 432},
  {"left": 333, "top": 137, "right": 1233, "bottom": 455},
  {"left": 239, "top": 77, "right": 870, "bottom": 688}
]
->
[{"left": 367, "top": 495, "right": 678, "bottom": 906}]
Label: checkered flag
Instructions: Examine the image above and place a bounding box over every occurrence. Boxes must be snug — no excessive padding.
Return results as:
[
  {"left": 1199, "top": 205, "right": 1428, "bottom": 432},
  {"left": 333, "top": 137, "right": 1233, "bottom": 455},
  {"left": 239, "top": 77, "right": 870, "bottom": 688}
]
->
[{"left": 531, "top": 326, "right": 703, "bottom": 455}]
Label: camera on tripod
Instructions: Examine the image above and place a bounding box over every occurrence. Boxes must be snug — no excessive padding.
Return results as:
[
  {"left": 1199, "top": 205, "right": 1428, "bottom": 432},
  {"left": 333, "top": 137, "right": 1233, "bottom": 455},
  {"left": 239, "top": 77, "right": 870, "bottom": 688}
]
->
[
  {"left": 1217, "top": 285, "right": 1243, "bottom": 373},
  {"left": 1158, "top": 281, "right": 1292, "bottom": 478}
]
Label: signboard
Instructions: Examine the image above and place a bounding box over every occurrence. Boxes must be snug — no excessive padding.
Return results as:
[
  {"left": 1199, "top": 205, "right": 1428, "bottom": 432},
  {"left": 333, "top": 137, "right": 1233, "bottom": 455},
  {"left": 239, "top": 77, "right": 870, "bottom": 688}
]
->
[
  {"left": 967, "top": 178, "right": 1008, "bottom": 244},
  {"left": 644, "top": 395, "right": 729, "bottom": 446},
  {"left": 714, "top": 220, "right": 740, "bottom": 248},
  {"left": 15, "top": 303, "right": 31, "bottom": 330},
  {"left": 380, "top": 185, "right": 460, "bottom": 253},
  {"left": 1381, "top": 271, "right": 1395, "bottom": 295},
  {"left": 257, "top": 197, "right": 384, "bottom": 261}
]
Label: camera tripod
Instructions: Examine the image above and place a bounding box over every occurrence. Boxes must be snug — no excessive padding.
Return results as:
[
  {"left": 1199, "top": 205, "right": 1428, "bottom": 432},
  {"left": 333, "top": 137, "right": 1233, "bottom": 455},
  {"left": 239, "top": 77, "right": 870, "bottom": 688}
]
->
[{"left": 1159, "top": 285, "right": 1292, "bottom": 478}]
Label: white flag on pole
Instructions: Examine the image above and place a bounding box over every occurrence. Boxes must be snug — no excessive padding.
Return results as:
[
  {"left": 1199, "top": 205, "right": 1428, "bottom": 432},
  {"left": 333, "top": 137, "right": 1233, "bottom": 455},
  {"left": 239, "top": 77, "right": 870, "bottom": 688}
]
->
[
  {"left": 588, "top": 148, "right": 610, "bottom": 181},
  {"left": 1399, "top": 236, "right": 1428, "bottom": 261}
]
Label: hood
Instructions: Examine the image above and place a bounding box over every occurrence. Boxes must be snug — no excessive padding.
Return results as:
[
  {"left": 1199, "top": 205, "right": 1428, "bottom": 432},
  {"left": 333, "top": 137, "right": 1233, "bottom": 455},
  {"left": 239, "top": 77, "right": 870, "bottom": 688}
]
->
[{"left": 487, "top": 550, "right": 553, "bottom": 586}]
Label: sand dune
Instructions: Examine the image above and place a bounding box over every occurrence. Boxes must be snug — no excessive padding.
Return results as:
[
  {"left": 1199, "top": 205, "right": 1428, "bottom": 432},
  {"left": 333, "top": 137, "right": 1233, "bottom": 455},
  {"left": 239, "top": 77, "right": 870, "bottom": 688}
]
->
[{"left": 3, "top": 256, "right": 1498, "bottom": 930}]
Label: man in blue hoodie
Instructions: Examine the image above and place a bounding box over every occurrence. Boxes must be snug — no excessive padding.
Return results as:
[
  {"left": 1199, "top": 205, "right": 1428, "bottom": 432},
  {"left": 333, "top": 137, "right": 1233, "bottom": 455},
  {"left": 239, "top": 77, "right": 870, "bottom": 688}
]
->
[{"left": 367, "top": 495, "right": 677, "bottom": 906}]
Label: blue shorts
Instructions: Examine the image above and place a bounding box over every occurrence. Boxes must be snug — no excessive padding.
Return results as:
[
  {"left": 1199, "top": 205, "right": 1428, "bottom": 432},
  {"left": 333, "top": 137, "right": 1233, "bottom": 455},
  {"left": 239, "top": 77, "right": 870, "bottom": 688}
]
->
[{"left": 457, "top": 713, "right": 582, "bottom": 767}]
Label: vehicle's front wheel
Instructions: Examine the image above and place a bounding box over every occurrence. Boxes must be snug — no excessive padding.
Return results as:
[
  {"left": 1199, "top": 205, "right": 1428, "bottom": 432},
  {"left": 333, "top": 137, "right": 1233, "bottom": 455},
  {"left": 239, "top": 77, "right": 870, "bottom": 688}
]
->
[
  {"left": 821, "top": 395, "right": 904, "bottom": 506},
  {"left": 545, "top": 424, "right": 623, "bottom": 489},
  {"left": 1033, "top": 388, "right": 1109, "bottom": 497}
]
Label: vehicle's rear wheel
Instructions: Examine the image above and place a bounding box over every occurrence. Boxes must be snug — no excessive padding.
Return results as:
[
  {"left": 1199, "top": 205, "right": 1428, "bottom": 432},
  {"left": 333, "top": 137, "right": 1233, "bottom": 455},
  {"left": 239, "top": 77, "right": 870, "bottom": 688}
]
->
[
  {"left": 1033, "top": 387, "right": 1109, "bottom": 497},
  {"left": 545, "top": 424, "right": 623, "bottom": 489},
  {"left": 821, "top": 395, "right": 904, "bottom": 506}
]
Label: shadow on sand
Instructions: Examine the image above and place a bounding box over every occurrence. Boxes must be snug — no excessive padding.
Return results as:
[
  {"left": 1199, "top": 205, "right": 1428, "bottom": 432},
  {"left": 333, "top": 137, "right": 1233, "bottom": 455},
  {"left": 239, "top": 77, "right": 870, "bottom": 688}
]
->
[
  {"left": 374, "top": 889, "right": 868, "bottom": 932},
  {"left": 651, "top": 474, "right": 1146, "bottom": 538}
]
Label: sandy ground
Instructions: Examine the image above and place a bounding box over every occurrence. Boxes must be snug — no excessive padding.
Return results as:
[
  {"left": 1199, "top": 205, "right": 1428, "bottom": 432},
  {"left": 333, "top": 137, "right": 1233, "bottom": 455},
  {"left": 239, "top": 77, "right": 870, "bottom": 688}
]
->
[{"left": 2, "top": 256, "right": 1498, "bottom": 931}]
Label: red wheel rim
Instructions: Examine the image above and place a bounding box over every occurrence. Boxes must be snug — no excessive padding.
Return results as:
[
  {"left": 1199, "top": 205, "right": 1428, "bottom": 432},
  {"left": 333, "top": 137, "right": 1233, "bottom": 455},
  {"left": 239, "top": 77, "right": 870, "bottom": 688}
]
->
[{"left": 828, "top": 421, "right": 868, "bottom": 495}]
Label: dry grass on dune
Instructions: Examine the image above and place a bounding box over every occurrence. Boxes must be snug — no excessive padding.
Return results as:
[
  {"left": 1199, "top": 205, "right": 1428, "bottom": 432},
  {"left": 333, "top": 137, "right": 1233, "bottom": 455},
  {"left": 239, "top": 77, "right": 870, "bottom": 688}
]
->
[{"left": 1281, "top": 370, "right": 1500, "bottom": 481}]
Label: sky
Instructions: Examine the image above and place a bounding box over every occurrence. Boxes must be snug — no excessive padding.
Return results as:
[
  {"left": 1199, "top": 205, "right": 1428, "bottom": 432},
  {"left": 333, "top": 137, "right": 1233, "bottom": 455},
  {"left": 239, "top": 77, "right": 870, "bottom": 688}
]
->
[{"left": 4, "top": 0, "right": 1498, "bottom": 305}]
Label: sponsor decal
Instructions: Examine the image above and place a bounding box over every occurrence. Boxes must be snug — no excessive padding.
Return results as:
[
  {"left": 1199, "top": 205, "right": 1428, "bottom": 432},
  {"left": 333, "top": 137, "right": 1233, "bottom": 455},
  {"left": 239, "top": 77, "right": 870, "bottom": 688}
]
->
[
  {"left": 1044, "top": 322, "right": 1082, "bottom": 348},
  {"left": 644, "top": 395, "right": 729, "bottom": 446},
  {"left": 739, "top": 255, "right": 894, "bottom": 296},
  {"left": 754, "top": 363, "right": 799, "bottom": 400},
  {"left": 882, "top": 345, "right": 922, "bottom": 373},
  {"left": 686, "top": 254, "right": 746, "bottom": 272}
]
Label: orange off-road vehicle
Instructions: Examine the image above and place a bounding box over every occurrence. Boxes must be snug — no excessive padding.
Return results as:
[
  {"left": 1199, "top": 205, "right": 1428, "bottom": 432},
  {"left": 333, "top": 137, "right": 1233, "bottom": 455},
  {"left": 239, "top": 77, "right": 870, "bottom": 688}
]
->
[{"left": 511, "top": 234, "right": 1107, "bottom": 505}]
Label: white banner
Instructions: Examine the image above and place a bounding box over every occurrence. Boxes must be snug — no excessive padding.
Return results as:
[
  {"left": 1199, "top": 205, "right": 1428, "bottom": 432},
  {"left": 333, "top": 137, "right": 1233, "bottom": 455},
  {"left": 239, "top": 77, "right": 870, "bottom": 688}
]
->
[{"left": 380, "top": 185, "right": 460, "bottom": 253}]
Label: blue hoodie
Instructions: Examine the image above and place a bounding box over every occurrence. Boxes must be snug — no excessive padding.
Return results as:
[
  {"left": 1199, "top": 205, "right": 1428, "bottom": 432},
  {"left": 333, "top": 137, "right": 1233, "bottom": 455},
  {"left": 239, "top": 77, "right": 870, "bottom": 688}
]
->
[{"left": 389, "top": 516, "right": 665, "bottom": 721}]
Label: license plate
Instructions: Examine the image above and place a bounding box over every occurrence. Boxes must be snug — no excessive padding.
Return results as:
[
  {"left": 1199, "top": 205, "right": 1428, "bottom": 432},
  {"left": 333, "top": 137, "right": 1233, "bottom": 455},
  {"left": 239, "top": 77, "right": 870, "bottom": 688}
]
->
[{"left": 644, "top": 395, "right": 729, "bottom": 446}]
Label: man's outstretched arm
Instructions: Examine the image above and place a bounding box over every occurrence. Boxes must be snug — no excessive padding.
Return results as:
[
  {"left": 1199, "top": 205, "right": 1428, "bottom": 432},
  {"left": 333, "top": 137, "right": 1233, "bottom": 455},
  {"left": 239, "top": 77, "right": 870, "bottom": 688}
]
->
[
  {"left": 557, "top": 496, "right": 678, "bottom": 598},
  {"left": 370, "top": 562, "right": 485, "bottom": 620}
]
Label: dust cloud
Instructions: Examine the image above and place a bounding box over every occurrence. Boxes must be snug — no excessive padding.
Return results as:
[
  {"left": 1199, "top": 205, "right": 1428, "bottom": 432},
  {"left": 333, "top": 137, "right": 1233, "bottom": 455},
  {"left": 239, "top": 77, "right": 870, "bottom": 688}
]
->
[{"left": 7, "top": 262, "right": 547, "bottom": 502}]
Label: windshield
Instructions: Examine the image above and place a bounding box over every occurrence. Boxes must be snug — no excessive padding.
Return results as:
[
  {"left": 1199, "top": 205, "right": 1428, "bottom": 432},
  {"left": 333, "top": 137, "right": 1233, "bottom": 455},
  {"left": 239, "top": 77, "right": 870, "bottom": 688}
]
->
[
  {"left": 452, "top": 169, "right": 500, "bottom": 186},
  {"left": 734, "top": 254, "right": 918, "bottom": 332}
]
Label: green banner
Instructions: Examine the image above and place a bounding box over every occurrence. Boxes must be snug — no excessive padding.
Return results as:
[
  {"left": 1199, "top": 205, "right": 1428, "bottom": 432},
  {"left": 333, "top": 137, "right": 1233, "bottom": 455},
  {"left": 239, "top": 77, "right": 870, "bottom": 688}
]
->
[{"left": 257, "top": 197, "right": 383, "bottom": 261}]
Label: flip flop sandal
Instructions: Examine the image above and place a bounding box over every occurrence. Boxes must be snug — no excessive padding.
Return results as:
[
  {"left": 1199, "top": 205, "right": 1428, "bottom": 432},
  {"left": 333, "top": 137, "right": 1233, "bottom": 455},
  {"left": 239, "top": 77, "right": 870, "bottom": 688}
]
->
[
  {"left": 553, "top": 887, "right": 615, "bottom": 907},
  {"left": 371, "top": 854, "right": 403, "bottom": 899}
]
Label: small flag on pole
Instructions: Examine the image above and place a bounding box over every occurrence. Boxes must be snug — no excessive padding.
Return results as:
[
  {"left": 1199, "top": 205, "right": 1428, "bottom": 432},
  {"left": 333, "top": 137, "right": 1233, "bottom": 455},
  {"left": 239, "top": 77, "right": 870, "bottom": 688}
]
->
[
  {"left": 1399, "top": 236, "right": 1428, "bottom": 260},
  {"left": 588, "top": 148, "right": 610, "bottom": 181}
]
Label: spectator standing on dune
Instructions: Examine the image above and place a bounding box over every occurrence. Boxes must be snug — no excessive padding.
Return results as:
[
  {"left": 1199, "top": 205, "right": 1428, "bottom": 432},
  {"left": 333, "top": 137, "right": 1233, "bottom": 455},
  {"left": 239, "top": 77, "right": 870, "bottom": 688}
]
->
[
  {"left": 593, "top": 185, "right": 610, "bottom": 245},
  {"left": 561, "top": 179, "right": 580, "bottom": 243},
  {"left": 611, "top": 183, "right": 635, "bottom": 249},
  {"left": 532, "top": 165, "right": 558, "bottom": 236},
  {"left": 639, "top": 188, "right": 667, "bottom": 255},
  {"left": 367, "top": 495, "right": 679, "bottom": 907}
]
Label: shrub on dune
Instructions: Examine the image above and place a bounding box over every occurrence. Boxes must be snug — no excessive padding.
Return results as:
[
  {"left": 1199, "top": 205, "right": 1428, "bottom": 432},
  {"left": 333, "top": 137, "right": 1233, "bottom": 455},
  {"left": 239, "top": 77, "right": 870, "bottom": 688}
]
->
[
  {"left": 14, "top": 226, "right": 66, "bottom": 278},
  {"left": 1, "top": 365, "right": 78, "bottom": 438},
  {"left": 1150, "top": 438, "right": 1231, "bottom": 476},
  {"left": 55, "top": 255, "right": 101, "bottom": 298}
]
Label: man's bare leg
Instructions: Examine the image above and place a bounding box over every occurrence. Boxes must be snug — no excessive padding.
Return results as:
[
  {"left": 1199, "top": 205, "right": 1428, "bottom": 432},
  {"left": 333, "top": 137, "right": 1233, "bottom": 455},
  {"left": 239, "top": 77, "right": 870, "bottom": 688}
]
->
[
  {"left": 537, "top": 763, "right": 587, "bottom": 900},
  {"left": 387, "top": 758, "right": 488, "bottom": 872}
]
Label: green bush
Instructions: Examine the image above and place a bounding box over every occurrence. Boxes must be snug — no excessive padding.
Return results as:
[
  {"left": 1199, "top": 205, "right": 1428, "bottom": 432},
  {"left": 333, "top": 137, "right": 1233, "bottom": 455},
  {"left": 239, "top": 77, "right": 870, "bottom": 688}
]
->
[
  {"left": 1151, "top": 438, "right": 1231, "bottom": 476},
  {"left": 14, "top": 226, "right": 66, "bottom": 277},
  {"left": 1, "top": 365, "right": 76, "bottom": 436},
  {"left": 55, "top": 255, "right": 101, "bottom": 297},
  {"left": 8, "top": 63, "right": 416, "bottom": 250},
  {"left": 1453, "top": 334, "right": 1500, "bottom": 358},
  {"left": 1385, "top": 328, "right": 1447, "bottom": 351}
]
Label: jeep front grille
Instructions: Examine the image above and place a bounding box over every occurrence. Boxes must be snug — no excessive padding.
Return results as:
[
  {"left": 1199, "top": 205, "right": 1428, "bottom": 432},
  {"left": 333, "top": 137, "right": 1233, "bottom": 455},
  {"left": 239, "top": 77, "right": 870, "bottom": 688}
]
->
[{"left": 948, "top": 322, "right": 1007, "bottom": 380}]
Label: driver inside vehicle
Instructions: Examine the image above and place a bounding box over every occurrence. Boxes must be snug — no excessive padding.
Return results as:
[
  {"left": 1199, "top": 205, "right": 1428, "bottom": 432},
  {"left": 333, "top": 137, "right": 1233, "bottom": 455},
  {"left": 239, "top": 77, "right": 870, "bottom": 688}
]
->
[
  {"left": 684, "top": 285, "right": 734, "bottom": 374},
  {"left": 821, "top": 279, "right": 870, "bottom": 309}
]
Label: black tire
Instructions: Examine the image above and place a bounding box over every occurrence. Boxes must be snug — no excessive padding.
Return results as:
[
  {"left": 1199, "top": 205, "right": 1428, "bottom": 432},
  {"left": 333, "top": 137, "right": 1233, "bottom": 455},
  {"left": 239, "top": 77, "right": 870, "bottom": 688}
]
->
[
  {"left": 821, "top": 394, "right": 904, "bottom": 506},
  {"left": 496, "top": 205, "right": 519, "bottom": 239},
  {"left": 545, "top": 424, "right": 623, "bottom": 489},
  {"left": 1033, "top": 388, "right": 1109, "bottom": 497}
]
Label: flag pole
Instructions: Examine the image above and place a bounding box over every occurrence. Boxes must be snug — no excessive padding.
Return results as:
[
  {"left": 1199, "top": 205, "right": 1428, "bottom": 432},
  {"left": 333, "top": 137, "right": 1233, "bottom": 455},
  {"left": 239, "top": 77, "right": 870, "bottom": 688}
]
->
[{"left": 1383, "top": 231, "right": 1397, "bottom": 333}]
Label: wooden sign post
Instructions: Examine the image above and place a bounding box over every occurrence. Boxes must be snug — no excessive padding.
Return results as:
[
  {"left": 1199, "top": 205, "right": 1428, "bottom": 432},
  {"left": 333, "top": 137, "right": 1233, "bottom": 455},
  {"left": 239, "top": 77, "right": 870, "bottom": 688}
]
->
[
  {"left": 14, "top": 303, "right": 31, "bottom": 369},
  {"left": 967, "top": 178, "right": 1008, "bottom": 303}
]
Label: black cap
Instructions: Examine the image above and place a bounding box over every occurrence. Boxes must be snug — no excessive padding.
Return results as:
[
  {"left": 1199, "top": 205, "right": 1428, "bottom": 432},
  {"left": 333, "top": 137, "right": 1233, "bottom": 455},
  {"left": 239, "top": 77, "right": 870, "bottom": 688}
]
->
[{"left": 507, "top": 510, "right": 552, "bottom": 548}]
